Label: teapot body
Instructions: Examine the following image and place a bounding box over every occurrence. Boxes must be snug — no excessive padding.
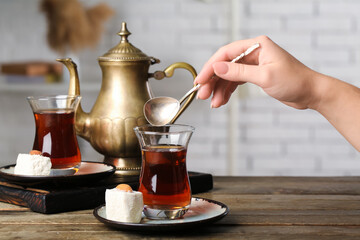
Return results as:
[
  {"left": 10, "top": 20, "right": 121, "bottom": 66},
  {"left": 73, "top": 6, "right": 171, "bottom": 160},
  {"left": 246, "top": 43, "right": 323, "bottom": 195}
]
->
[{"left": 88, "top": 61, "right": 150, "bottom": 171}]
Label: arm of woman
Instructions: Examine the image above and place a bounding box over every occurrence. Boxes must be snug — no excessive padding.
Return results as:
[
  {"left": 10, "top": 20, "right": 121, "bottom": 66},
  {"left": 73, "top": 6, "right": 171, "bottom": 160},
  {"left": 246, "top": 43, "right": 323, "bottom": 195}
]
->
[
  {"left": 311, "top": 73, "right": 360, "bottom": 150},
  {"left": 195, "top": 35, "right": 360, "bottom": 151}
]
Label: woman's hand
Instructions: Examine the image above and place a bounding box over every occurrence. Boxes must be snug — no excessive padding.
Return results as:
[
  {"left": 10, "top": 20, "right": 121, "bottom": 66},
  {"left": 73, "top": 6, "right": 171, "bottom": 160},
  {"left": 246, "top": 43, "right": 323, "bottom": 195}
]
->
[{"left": 195, "top": 35, "right": 318, "bottom": 110}]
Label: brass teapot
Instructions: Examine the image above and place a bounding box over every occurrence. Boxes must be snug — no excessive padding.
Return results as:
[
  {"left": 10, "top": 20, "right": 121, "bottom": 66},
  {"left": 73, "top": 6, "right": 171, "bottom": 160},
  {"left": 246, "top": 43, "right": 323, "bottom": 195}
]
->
[{"left": 57, "top": 22, "right": 197, "bottom": 177}]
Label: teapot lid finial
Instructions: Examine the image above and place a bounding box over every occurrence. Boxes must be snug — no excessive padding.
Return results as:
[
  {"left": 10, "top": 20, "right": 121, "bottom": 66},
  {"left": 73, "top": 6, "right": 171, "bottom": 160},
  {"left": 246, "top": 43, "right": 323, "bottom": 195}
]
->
[
  {"left": 99, "top": 22, "right": 157, "bottom": 62},
  {"left": 118, "top": 22, "right": 131, "bottom": 43}
]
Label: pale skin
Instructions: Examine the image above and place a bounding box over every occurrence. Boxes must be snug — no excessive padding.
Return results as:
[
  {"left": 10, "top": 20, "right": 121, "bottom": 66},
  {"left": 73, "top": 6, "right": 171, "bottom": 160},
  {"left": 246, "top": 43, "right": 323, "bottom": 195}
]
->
[{"left": 195, "top": 35, "right": 360, "bottom": 151}]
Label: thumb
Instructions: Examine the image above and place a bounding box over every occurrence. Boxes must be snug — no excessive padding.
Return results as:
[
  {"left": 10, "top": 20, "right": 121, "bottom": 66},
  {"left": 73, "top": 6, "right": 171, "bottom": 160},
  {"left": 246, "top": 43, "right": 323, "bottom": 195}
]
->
[{"left": 213, "top": 62, "right": 262, "bottom": 86}]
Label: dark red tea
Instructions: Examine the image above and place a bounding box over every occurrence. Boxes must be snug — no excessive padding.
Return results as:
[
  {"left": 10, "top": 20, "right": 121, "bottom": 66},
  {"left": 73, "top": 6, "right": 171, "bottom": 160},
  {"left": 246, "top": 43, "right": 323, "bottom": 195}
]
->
[
  {"left": 138, "top": 145, "right": 191, "bottom": 210},
  {"left": 32, "top": 109, "right": 81, "bottom": 169}
]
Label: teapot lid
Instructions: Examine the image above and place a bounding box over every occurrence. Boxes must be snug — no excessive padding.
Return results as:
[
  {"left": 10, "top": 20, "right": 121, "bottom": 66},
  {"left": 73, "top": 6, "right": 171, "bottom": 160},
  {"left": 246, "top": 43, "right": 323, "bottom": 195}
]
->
[{"left": 98, "top": 22, "right": 156, "bottom": 62}]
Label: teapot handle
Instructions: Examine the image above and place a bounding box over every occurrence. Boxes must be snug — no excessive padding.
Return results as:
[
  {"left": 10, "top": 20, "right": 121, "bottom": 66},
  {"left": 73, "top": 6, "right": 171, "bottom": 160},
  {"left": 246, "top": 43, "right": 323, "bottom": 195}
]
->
[{"left": 152, "top": 62, "right": 197, "bottom": 124}]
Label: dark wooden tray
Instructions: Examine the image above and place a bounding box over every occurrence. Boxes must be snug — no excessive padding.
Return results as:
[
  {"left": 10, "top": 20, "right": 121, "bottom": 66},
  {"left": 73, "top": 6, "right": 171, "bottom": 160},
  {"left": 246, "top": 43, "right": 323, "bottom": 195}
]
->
[{"left": 0, "top": 171, "right": 213, "bottom": 214}]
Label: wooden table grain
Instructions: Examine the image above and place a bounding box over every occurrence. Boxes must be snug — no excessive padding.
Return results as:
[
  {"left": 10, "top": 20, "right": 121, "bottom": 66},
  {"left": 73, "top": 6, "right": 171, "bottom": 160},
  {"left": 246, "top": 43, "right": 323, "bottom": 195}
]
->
[{"left": 1, "top": 176, "right": 360, "bottom": 239}]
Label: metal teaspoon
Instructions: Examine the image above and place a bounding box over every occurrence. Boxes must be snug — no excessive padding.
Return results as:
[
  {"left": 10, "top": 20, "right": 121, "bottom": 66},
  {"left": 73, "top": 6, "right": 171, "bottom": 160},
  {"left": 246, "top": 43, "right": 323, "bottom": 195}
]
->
[{"left": 143, "top": 43, "right": 260, "bottom": 126}]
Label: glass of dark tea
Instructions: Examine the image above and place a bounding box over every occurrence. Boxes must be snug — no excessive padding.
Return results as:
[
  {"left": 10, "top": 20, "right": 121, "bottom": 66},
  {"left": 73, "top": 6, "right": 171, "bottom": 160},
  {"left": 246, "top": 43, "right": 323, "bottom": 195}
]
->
[
  {"left": 27, "top": 95, "right": 81, "bottom": 169},
  {"left": 134, "top": 124, "right": 194, "bottom": 219}
]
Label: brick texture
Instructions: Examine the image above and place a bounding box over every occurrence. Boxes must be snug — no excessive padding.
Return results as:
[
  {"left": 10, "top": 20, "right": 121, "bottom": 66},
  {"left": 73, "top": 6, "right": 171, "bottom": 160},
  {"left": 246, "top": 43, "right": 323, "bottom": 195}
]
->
[{"left": 0, "top": 0, "right": 359, "bottom": 176}]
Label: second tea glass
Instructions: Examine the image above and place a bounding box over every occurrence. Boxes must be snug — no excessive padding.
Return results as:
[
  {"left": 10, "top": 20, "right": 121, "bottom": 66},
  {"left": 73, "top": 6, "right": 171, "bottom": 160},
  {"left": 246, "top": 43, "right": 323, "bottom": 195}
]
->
[
  {"left": 27, "top": 95, "right": 81, "bottom": 169},
  {"left": 134, "top": 124, "right": 194, "bottom": 219}
]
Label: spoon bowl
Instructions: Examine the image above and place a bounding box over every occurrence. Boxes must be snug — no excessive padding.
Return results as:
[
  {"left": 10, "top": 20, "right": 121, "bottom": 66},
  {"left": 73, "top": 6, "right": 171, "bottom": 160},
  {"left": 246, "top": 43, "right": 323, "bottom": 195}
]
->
[{"left": 144, "top": 97, "right": 180, "bottom": 126}]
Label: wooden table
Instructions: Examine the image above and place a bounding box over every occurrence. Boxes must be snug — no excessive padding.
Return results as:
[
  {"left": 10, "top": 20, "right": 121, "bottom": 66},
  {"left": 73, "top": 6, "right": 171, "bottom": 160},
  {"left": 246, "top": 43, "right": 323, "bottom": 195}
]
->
[{"left": 1, "top": 176, "right": 360, "bottom": 239}]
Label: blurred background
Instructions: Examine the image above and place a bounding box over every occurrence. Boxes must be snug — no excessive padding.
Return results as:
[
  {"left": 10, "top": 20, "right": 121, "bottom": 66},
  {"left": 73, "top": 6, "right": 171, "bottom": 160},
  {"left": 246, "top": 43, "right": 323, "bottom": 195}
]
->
[{"left": 1, "top": 0, "right": 360, "bottom": 176}]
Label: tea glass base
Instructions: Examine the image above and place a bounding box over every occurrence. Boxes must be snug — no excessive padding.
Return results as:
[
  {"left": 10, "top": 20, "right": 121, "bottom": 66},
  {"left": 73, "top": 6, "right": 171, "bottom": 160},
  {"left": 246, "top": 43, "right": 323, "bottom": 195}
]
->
[
  {"left": 143, "top": 205, "right": 190, "bottom": 220},
  {"left": 50, "top": 163, "right": 81, "bottom": 176}
]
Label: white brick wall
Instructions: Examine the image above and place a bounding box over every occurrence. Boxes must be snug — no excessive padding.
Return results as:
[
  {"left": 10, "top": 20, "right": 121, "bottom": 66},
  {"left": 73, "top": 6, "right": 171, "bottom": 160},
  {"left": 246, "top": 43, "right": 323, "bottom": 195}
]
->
[{"left": 0, "top": 0, "right": 359, "bottom": 176}]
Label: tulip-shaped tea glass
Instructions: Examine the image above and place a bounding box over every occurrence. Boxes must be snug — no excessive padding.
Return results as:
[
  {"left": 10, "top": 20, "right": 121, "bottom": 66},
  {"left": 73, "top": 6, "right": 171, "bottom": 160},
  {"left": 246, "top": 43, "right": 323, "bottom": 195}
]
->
[
  {"left": 27, "top": 95, "right": 81, "bottom": 169},
  {"left": 134, "top": 124, "right": 194, "bottom": 219}
]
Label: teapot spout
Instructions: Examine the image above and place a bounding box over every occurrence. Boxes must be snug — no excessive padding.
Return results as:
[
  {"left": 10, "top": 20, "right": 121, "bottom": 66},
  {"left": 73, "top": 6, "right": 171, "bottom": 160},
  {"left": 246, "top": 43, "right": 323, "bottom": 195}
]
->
[
  {"left": 56, "top": 58, "right": 80, "bottom": 96},
  {"left": 56, "top": 58, "right": 91, "bottom": 141}
]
